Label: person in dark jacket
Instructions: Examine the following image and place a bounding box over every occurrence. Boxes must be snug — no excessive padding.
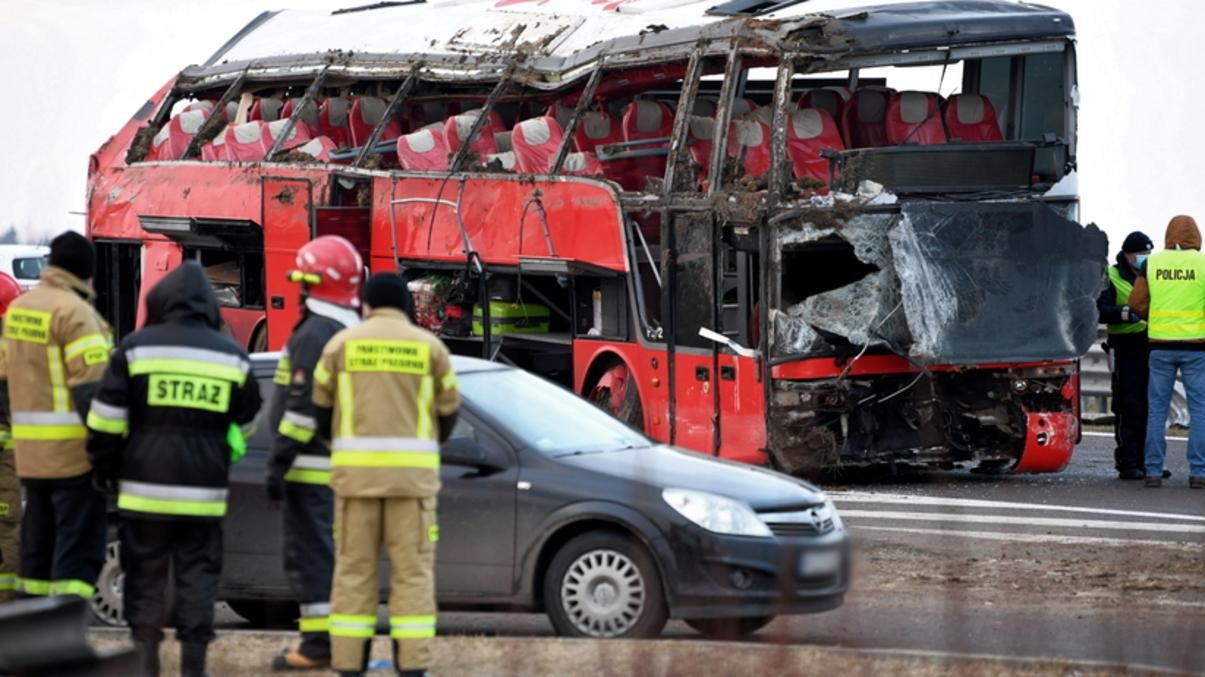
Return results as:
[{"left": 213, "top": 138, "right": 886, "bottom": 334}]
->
[
  {"left": 1097, "top": 231, "right": 1154, "bottom": 479},
  {"left": 265, "top": 236, "right": 364, "bottom": 672},
  {"left": 86, "top": 262, "right": 262, "bottom": 677}
]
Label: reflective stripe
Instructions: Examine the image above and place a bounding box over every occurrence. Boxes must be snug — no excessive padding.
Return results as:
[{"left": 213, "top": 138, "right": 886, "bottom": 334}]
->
[
  {"left": 313, "top": 361, "right": 332, "bottom": 387},
  {"left": 292, "top": 454, "right": 331, "bottom": 470},
  {"left": 329, "top": 614, "right": 376, "bottom": 638},
  {"left": 389, "top": 614, "right": 437, "bottom": 639},
  {"left": 416, "top": 376, "right": 433, "bottom": 441},
  {"left": 47, "top": 346, "right": 69, "bottom": 413},
  {"left": 278, "top": 411, "right": 317, "bottom": 444},
  {"left": 50, "top": 579, "right": 95, "bottom": 598},
  {"left": 337, "top": 372, "right": 354, "bottom": 439},
  {"left": 86, "top": 400, "right": 129, "bottom": 435},
  {"left": 333, "top": 437, "right": 439, "bottom": 452},
  {"left": 118, "top": 481, "right": 228, "bottom": 517},
  {"left": 299, "top": 616, "right": 329, "bottom": 632},
  {"left": 64, "top": 333, "right": 111, "bottom": 361},
  {"left": 127, "top": 346, "right": 249, "bottom": 384},
  {"left": 301, "top": 602, "right": 331, "bottom": 617},
  {"left": 274, "top": 352, "right": 291, "bottom": 386},
  {"left": 331, "top": 451, "right": 440, "bottom": 469},
  {"left": 12, "top": 411, "right": 87, "bottom": 440},
  {"left": 284, "top": 468, "right": 330, "bottom": 484},
  {"left": 0, "top": 573, "right": 14, "bottom": 591},
  {"left": 16, "top": 578, "right": 51, "bottom": 595},
  {"left": 441, "top": 370, "right": 458, "bottom": 392}
]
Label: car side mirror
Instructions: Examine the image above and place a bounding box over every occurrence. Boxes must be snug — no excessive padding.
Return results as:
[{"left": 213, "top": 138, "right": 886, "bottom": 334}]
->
[{"left": 442, "top": 437, "right": 507, "bottom": 472}]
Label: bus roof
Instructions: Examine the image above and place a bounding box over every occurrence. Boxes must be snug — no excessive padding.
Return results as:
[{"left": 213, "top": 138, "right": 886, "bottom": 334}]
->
[{"left": 180, "top": 0, "right": 1073, "bottom": 91}]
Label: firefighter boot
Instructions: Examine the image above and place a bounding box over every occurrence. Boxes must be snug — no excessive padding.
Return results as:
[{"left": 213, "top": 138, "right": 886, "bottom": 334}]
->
[
  {"left": 134, "top": 640, "right": 161, "bottom": 677},
  {"left": 272, "top": 647, "right": 330, "bottom": 671},
  {"left": 180, "top": 641, "right": 209, "bottom": 677}
]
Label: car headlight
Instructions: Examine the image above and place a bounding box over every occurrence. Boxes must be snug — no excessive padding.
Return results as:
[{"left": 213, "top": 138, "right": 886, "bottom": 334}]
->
[{"left": 662, "top": 488, "right": 772, "bottom": 537}]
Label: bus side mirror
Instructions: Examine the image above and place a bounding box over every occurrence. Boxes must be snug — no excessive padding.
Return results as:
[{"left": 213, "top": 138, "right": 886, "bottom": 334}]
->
[{"left": 698, "top": 327, "right": 760, "bottom": 359}]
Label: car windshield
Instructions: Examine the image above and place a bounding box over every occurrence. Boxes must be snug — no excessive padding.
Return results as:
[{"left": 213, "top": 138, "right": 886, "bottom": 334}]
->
[
  {"left": 12, "top": 256, "right": 45, "bottom": 280},
  {"left": 459, "top": 368, "right": 651, "bottom": 455}
]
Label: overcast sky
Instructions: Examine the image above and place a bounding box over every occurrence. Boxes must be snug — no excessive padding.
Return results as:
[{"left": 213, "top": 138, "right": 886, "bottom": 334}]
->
[{"left": 1, "top": 0, "right": 1201, "bottom": 252}]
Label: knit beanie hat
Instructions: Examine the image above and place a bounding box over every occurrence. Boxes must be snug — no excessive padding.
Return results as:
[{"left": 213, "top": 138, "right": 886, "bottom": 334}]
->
[
  {"left": 363, "top": 273, "right": 412, "bottom": 315},
  {"left": 1120, "top": 231, "right": 1153, "bottom": 254},
  {"left": 48, "top": 231, "right": 96, "bottom": 281}
]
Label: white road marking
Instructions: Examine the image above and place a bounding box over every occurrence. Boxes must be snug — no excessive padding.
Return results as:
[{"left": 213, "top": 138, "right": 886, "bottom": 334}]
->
[
  {"left": 852, "top": 525, "right": 1205, "bottom": 549},
  {"left": 829, "top": 491, "right": 1205, "bottom": 523},
  {"left": 838, "top": 510, "right": 1205, "bottom": 534},
  {"left": 1082, "top": 430, "right": 1188, "bottom": 442}
]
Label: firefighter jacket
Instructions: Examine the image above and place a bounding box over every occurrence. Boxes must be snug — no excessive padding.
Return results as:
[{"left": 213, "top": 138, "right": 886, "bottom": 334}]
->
[
  {"left": 0, "top": 265, "right": 112, "bottom": 479},
  {"left": 86, "top": 262, "right": 262, "bottom": 521},
  {"left": 312, "top": 307, "right": 459, "bottom": 498},
  {"left": 267, "top": 297, "right": 360, "bottom": 486}
]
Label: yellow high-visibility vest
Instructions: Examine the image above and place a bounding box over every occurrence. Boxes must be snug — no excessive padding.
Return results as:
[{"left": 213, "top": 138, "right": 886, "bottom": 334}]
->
[
  {"left": 1146, "top": 249, "right": 1205, "bottom": 340},
  {"left": 1106, "top": 266, "right": 1146, "bottom": 335}
]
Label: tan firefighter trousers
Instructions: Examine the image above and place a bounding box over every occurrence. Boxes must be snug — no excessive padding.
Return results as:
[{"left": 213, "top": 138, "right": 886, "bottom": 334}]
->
[
  {"left": 0, "top": 450, "right": 21, "bottom": 600},
  {"left": 330, "top": 495, "right": 437, "bottom": 672}
]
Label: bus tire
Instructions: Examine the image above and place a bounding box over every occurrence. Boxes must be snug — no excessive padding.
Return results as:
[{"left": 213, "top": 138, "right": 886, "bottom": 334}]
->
[{"left": 587, "top": 362, "right": 644, "bottom": 432}]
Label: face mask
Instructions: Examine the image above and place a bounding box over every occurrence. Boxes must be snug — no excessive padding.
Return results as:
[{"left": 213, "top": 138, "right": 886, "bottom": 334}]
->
[{"left": 1135, "top": 255, "right": 1148, "bottom": 268}]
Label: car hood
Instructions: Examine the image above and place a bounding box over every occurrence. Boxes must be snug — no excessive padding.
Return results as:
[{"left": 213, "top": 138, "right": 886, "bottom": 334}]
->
[{"left": 554, "top": 445, "right": 826, "bottom": 511}]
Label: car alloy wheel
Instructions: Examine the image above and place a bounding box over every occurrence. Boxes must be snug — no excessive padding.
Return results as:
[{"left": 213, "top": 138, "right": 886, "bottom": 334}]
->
[
  {"left": 91, "top": 540, "right": 126, "bottom": 626},
  {"left": 545, "top": 531, "right": 668, "bottom": 639}
]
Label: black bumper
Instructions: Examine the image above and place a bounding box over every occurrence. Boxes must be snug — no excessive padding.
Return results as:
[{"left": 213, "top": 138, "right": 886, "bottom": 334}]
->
[{"left": 654, "top": 525, "right": 850, "bottom": 619}]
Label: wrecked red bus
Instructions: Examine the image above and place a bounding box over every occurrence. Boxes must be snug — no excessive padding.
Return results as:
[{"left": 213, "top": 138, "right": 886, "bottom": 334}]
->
[{"left": 87, "top": 0, "right": 1105, "bottom": 474}]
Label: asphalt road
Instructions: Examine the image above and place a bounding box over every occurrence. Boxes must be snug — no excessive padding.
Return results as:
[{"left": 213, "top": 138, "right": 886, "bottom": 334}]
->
[{"left": 215, "top": 433, "right": 1205, "bottom": 672}]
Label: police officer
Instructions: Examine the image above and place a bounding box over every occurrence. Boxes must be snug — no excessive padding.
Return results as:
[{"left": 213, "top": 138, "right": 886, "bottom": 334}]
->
[
  {"left": 0, "top": 232, "right": 111, "bottom": 600},
  {"left": 266, "top": 236, "right": 364, "bottom": 671},
  {"left": 312, "top": 273, "right": 459, "bottom": 677},
  {"left": 87, "top": 262, "right": 262, "bottom": 676},
  {"left": 1097, "top": 231, "right": 1153, "bottom": 480},
  {"left": 0, "top": 272, "right": 26, "bottom": 601},
  {"left": 1129, "top": 215, "right": 1205, "bottom": 488}
]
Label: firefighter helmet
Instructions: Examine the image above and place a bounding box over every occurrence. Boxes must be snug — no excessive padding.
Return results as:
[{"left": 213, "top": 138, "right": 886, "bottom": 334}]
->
[
  {"left": 288, "top": 236, "right": 364, "bottom": 307},
  {"left": 0, "top": 273, "right": 22, "bottom": 317}
]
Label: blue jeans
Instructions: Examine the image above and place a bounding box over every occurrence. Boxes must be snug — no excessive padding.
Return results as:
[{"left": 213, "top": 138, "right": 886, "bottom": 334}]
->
[{"left": 1145, "top": 349, "right": 1205, "bottom": 478}]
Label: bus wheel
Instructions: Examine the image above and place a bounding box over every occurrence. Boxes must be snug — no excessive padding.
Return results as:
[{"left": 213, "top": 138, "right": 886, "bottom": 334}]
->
[
  {"left": 250, "top": 323, "right": 268, "bottom": 353},
  {"left": 588, "top": 363, "right": 643, "bottom": 432}
]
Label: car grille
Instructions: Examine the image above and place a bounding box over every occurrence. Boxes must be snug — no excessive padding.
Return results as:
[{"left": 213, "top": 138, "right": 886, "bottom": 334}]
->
[{"left": 765, "top": 518, "right": 835, "bottom": 538}]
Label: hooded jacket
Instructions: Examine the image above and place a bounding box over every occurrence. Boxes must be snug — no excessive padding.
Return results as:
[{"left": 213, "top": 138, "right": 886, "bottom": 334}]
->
[
  {"left": 0, "top": 265, "right": 112, "bottom": 479},
  {"left": 1130, "top": 215, "right": 1205, "bottom": 344},
  {"left": 86, "top": 262, "right": 262, "bottom": 521}
]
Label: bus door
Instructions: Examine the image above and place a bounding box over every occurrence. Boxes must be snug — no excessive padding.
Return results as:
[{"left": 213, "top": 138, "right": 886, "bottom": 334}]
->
[
  {"left": 261, "top": 177, "right": 315, "bottom": 349},
  {"left": 665, "top": 210, "right": 719, "bottom": 454}
]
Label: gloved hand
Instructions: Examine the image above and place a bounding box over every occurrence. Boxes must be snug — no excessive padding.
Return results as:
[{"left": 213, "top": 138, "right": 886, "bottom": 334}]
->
[{"left": 266, "top": 469, "right": 285, "bottom": 504}]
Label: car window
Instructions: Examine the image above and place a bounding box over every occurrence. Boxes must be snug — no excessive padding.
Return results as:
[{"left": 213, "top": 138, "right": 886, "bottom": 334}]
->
[
  {"left": 459, "top": 368, "right": 650, "bottom": 455},
  {"left": 12, "top": 256, "right": 45, "bottom": 280}
]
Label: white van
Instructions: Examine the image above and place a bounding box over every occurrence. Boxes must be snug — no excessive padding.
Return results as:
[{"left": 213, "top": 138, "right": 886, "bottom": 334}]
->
[{"left": 0, "top": 245, "right": 49, "bottom": 290}]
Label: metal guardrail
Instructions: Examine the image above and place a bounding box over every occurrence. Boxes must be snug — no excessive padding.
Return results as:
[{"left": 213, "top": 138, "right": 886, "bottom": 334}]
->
[{"left": 1080, "top": 342, "right": 1190, "bottom": 427}]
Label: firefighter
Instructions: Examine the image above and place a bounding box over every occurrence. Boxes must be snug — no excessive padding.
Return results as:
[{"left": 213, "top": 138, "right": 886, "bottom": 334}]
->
[
  {"left": 265, "top": 236, "right": 364, "bottom": 672},
  {"left": 1129, "top": 215, "right": 1205, "bottom": 488},
  {"left": 86, "top": 261, "right": 262, "bottom": 676},
  {"left": 1097, "top": 231, "right": 1154, "bottom": 480},
  {"left": 0, "top": 232, "right": 111, "bottom": 601},
  {"left": 0, "top": 272, "right": 26, "bottom": 601},
  {"left": 312, "top": 273, "right": 459, "bottom": 677}
]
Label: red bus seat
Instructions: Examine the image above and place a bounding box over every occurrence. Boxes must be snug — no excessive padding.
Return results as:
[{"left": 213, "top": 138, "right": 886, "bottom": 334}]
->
[
  {"left": 839, "top": 88, "right": 893, "bottom": 148},
  {"left": 749, "top": 106, "right": 774, "bottom": 124},
  {"left": 184, "top": 101, "right": 214, "bottom": 115},
  {"left": 249, "top": 97, "right": 283, "bottom": 122},
  {"left": 149, "top": 109, "right": 211, "bottom": 161},
  {"left": 294, "top": 136, "right": 338, "bottom": 162},
  {"left": 200, "top": 132, "right": 226, "bottom": 162},
  {"left": 798, "top": 87, "right": 850, "bottom": 122},
  {"left": 731, "top": 98, "right": 757, "bottom": 119},
  {"left": 787, "top": 108, "right": 844, "bottom": 185},
  {"left": 281, "top": 98, "right": 320, "bottom": 127},
  {"left": 319, "top": 97, "right": 352, "bottom": 148},
  {"left": 494, "top": 130, "right": 513, "bottom": 152},
  {"left": 486, "top": 151, "right": 516, "bottom": 171},
  {"left": 222, "top": 121, "right": 271, "bottom": 162},
  {"left": 546, "top": 102, "right": 575, "bottom": 131},
  {"left": 562, "top": 151, "right": 604, "bottom": 176},
  {"left": 349, "top": 97, "right": 403, "bottom": 148},
  {"left": 943, "top": 93, "right": 1003, "bottom": 142},
  {"left": 622, "top": 101, "right": 673, "bottom": 145},
  {"left": 692, "top": 98, "right": 718, "bottom": 117},
  {"left": 444, "top": 113, "right": 498, "bottom": 158},
  {"left": 512, "top": 117, "right": 563, "bottom": 173},
  {"left": 687, "top": 115, "right": 715, "bottom": 184},
  {"left": 396, "top": 128, "right": 450, "bottom": 171},
  {"left": 573, "top": 111, "right": 622, "bottom": 153},
  {"left": 726, "top": 118, "right": 771, "bottom": 178},
  {"left": 885, "top": 91, "right": 947, "bottom": 145},
  {"left": 267, "top": 119, "right": 314, "bottom": 150}
]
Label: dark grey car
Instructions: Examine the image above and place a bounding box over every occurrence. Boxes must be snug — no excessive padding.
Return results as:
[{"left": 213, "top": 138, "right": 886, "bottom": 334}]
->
[{"left": 92, "top": 354, "right": 849, "bottom": 639}]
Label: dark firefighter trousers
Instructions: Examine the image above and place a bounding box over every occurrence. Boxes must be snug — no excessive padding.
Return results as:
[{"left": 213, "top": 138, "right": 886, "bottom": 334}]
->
[
  {"left": 19, "top": 473, "right": 106, "bottom": 598},
  {"left": 1111, "top": 339, "right": 1150, "bottom": 473},
  {"left": 283, "top": 481, "right": 334, "bottom": 659},
  {"left": 120, "top": 518, "right": 222, "bottom": 644}
]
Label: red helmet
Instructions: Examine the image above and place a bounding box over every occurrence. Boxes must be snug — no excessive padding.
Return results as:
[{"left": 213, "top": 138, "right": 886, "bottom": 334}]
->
[
  {"left": 0, "top": 273, "right": 22, "bottom": 317},
  {"left": 289, "top": 236, "right": 364, "bottom": 307}
]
